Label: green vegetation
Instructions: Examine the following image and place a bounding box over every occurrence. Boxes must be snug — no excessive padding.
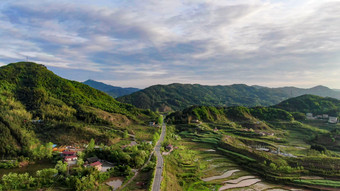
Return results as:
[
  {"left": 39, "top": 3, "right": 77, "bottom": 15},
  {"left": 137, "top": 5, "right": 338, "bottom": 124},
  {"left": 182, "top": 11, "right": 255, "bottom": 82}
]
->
[
  {"left": 165, "top": 103, "right": 340, "bottom": 190},
  {"left": 0, "top": 62, "right": 161, "bottom": 190},
  {"left": 117, "top": 83, "right": 340, "bottom": 111},
  {"left": 0, "top": 62, "right": 158, "bottom": 158},
  {"left": 274, "top": 94, "right": 340, "bottom": 116},
  {"left": 294, "top": 179, "right": 340, "bottom": 188}
]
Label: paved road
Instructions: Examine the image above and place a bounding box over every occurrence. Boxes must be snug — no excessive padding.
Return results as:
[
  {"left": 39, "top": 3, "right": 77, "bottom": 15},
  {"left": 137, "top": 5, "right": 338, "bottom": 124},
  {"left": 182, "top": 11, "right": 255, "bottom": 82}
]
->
[{"left": 152, "top": 123, "right": 166, "bottom": 191}]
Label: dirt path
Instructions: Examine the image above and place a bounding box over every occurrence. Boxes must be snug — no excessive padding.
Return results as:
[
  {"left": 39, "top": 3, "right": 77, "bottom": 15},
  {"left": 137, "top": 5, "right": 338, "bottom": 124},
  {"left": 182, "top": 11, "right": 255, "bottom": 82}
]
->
[{"left": 202, "top": 169, "right": 239, "bottom": 182}]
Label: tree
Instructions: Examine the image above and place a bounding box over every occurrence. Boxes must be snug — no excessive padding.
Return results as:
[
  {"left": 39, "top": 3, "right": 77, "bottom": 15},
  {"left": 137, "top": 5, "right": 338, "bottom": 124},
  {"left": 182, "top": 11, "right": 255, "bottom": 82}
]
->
[
  {"left": 269, "top": 163, "right": 277, "bottom": 170},
  {"left": 158, "top": 115, "right": 163, "bottom": 125},
  {"left": 45, "top": 142, "right": 54, "bottom": 158},
  {"left": 55, "top": 160, "right": 68, "bottom": 175},
  {"left": 123, "top": 130, "right": 129, "bottom": 138},
  {"left": 87, "top": 138, "right": 95, "bottom": 152},
  {"left": 77, "top": 151, "right": 85, "bottom": 160},
  {"left": 36, "top": 168, "right": 58, "bottom": 186},
  {"left": 77, "top": 159, "right": 84, "bottom": 166},
  {"left": 311, "top": 144, "right": 326, "bottom": 153}
]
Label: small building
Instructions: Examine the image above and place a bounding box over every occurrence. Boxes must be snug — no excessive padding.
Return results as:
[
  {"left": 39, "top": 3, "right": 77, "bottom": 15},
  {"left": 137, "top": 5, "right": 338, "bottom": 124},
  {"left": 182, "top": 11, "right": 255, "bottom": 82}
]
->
[
  {"left": 64, "top": 155, "right": 77, "bottom": 162},
  {"left": 61, "top": 151, "right": 76, "bottom": 157},
  {"left": 315, "top": 115, "right": 323, "bottom": 119},
  {"left": 149, "top": 122, "right": 156, "bottom": 126},
  {"left": 306, "top": 113, "right": 314, "bottom": 120},
  {"left": 166, "top": 144, "right": 173, "bottom": 151},
  {"left": 90, "top": 161, "right": 102, "bottom": 171},
  {"left": 87, "top": 156, "right": 99, "bottom": 163},
  {"left": 323, "top": 114, "right": 329, "bottom": 119},
  {"left": 328, "top": 117, "right": 338, "bottom": 124}
]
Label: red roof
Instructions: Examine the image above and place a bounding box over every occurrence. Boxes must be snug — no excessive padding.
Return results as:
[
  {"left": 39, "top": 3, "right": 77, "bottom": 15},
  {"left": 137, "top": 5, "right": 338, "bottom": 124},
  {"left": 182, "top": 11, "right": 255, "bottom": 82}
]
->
[
  {"left": 62, "top": 151, "right": 76, "bottom": 155},
  {"left": 64, "top": 156, "right": 77, "bottom": 159},
  {"left": 89, "top": 161, "right": 102, "bottom": 166}
]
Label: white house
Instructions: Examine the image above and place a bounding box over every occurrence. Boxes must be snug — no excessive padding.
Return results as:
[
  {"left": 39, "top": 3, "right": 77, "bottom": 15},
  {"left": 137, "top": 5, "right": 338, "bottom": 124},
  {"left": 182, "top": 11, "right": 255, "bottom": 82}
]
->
[
  {"left": 328, "top": 117, "right": 338, "bottom": 124},
  {"left": 306, "top": 113, "right": 314, "bottom": 120}
]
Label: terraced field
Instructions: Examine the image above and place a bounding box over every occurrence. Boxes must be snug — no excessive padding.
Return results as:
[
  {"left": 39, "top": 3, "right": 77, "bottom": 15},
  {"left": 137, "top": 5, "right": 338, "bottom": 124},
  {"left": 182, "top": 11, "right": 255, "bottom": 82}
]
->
[{"left": 183, "top": 139, "right": 306, "bottom": 191}]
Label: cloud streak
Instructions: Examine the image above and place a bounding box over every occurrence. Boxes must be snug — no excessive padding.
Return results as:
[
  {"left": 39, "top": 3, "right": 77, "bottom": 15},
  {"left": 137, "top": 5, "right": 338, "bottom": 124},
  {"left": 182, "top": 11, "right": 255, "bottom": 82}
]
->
[{"left": 0, "top": 0, "right": 339, "bottom": 88}]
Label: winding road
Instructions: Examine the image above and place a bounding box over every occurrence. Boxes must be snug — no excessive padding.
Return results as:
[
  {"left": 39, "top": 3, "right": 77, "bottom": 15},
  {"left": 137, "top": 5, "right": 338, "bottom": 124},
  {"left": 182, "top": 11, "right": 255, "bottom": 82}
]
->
[{"left": 151, "top": 123, "right": 166, "bottom": 191}]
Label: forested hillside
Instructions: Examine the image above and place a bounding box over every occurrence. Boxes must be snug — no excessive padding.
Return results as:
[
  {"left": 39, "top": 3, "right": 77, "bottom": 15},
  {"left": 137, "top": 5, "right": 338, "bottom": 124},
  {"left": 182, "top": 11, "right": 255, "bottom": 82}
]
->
[
  {"left": 274, "top": 94, "right": 340, "bottom": 116},
  {"left": 117, "top": 83, "right": 340, "bottom": 111},
  {"left": 0, "top": 62, "right": 157, "bottom": 158},
  {"left": 166, "top": 105, "right": 293, "bottom": 126}
]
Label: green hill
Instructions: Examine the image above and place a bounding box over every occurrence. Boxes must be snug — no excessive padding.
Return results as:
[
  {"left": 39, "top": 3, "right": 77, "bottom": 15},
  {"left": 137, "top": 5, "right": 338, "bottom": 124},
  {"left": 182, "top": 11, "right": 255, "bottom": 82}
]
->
[
  {"left": 83, "top": 79, "right": 140, "bottom": 98},
  {"left": 0, "top": 62, "right": 157, "bottom": 158},
  {"left": 167, "top": 105, "right": 293, "bottom": 128},
  {"left": 274, "top": 94, "right": 340, "bottom": 116},
  {"left": 117, "top": 83, "right": 340, "bottom": 111},
  {"left": 117, "top": 83, "right": 289, "bottom": 111}
]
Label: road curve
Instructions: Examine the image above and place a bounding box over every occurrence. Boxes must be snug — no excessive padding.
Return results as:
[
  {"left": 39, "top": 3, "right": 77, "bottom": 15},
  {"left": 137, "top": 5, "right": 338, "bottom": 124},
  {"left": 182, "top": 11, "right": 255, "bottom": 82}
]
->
[{"left": 151, "top": 123, "right": 166, "bottom": 191}]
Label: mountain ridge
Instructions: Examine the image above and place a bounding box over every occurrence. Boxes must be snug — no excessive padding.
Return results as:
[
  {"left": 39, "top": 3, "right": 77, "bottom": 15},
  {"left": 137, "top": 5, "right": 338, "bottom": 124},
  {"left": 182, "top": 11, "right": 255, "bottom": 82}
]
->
[
  {"left": 83, "top": 79, "right": 140, "bottom": 98},
  {"left": 117, "top": 83, "right": 340, "bottom": 111}
]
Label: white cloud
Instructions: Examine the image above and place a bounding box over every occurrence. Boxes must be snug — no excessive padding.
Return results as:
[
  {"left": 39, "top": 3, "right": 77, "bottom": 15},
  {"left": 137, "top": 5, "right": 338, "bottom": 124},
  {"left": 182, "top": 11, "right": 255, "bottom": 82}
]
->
[{"left": 0, "top": 0, "right": 339, "bottom": 88}]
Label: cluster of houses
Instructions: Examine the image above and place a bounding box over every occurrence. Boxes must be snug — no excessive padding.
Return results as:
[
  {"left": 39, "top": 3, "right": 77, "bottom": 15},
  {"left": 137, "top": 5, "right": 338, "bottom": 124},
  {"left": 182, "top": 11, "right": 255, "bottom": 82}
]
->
[
  {"left": 242, "top": 128, "right": 275, "bottom": 136},
  {"left": 306, "top": 113, "right": 338, "bottom": 124},
  {"left": 58, "top": 148, "right": 104, "bottom": 171},
  {"left": 255, "top": 146, "right": 296, "bottom": 158}
]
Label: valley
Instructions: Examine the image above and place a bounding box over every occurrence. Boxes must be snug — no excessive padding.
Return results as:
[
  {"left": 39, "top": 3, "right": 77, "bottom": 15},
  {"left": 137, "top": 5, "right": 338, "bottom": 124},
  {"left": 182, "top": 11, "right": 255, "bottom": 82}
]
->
[{"left": 0, "top": 62, "right": 339, "bottom": 191}]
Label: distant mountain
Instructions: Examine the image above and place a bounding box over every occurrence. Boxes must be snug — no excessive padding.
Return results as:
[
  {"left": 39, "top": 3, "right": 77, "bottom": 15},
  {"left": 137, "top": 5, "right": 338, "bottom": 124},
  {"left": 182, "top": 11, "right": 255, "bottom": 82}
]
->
[
  {"left": 117, "top": 83, "right": 340, "bottom": 111},
  {"left": 83, "top": 79, "right": 140, "bottom": 98},
  {"left": 0, "top": 62, "right": 156, "bottom": 157},
  {"left": 274, "top": 94, "right": 340, "bottom": 116},
  {"left": 268, "top": 85, "right": 340, "bottom": 99}
]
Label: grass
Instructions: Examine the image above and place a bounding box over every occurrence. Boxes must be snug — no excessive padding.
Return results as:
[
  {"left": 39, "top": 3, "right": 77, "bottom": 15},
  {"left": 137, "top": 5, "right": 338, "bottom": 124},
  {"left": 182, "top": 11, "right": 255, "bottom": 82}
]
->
[
  {"left": 124, "top": 170, "right": 153, "bottom": 190},
  {"left": 217, "top": 147, "right": 256, "bottom": 162},
  {"left": 294, "top": 179, "right": 340, "bottom": 188}
]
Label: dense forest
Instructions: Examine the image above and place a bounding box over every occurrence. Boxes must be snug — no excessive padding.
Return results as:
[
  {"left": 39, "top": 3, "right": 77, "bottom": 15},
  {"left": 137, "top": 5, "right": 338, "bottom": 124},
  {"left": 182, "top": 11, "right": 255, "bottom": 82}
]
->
[
  {"left": 117, "top": 83, "right": 340, "bottom": 112},
  {"left": 274, "top": 94, "right": 340, "bottom": 116},
  {"left": 0, "top": 62, "right": 158, "bottom": 158}
]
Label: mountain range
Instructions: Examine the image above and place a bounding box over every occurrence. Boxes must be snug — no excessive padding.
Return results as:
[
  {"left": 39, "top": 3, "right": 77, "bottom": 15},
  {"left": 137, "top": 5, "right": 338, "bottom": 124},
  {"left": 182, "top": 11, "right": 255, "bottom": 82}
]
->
[
  {"left": 116, "top": 83, "right": 340, "bottom": 112},
  {"left": 83, "top": 79, "right": 140, "bottom": 98}
]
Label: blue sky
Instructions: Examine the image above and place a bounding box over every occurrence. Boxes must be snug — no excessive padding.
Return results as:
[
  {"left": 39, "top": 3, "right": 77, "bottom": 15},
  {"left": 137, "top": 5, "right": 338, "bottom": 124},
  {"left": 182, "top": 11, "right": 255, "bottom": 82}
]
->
[{"left": 0, "top": 0, "right": 339, "bottom": 88}]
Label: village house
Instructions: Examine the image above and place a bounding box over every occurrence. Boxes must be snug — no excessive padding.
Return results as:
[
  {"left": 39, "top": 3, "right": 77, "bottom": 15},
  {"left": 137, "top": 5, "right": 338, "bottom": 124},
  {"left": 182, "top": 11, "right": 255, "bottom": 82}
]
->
[
  {"left": 315, "top": 115, "right": 323, "bottom": 119},
  {"left": 64, "top": 155, "right": 77, "bottom": 163},
  {"left": 121, "top": 141, "right": 138, "bottom": 149},
  {"left": 89, "top": 161, "right": 102, "bottom": 171},
  {"left": 306, "top": 113, "right": 314, "bottom": 120},
  {"left": 61, "top": 151, "right": 77, "bottom": 157},
  {"left": 328, "top": 116, "right": 338, "bottom": 124},
  {"left": 166, "top": 144, "right": 173, "bottom": 151},
  {"left": 323, "top": 114, "right": 329, "bottom": 119},
  {"left": 87, "top": 156, "right": 99, "bottom": 164}
]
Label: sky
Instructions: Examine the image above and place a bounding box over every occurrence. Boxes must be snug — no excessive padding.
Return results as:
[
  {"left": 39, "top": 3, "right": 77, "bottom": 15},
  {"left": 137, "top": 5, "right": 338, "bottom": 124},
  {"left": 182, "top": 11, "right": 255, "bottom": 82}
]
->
[{"left": 0, "top": 0, "right": 339, "bottom": 89}]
